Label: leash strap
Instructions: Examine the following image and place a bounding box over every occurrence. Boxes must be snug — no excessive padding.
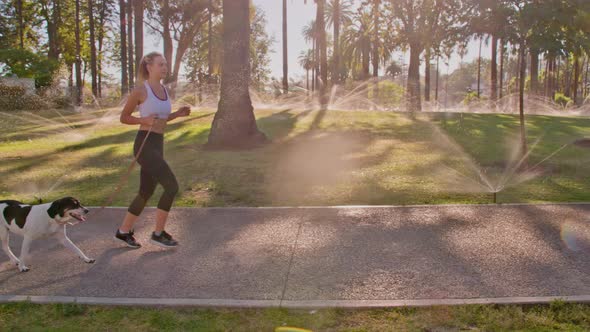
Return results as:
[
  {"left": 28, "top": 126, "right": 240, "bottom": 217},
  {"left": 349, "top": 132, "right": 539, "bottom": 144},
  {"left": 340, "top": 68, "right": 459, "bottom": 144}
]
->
[{"left": 91, "top": 125, "right": 153, "bottom": 217}]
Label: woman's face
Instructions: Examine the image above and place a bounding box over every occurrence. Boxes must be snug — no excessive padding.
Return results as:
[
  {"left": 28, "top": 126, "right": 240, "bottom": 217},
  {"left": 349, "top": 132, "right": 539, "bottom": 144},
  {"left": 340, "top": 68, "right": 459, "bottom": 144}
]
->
[{"left": 148, "top": 56, "right": 168, "bottom": 80}]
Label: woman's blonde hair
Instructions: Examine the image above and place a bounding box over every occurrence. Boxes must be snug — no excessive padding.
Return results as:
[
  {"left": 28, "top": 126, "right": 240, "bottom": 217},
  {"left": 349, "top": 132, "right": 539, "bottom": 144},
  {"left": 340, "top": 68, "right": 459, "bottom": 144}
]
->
[{"left": 138, "top": 52, "right": 164, "bottom": 82}]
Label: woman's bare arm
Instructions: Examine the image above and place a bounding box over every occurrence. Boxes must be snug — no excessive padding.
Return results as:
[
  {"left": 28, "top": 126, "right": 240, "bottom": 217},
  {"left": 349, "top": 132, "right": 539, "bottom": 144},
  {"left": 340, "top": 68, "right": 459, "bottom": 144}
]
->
[{"left": 120, "top": 87, "right": 154, "bottom": 126}]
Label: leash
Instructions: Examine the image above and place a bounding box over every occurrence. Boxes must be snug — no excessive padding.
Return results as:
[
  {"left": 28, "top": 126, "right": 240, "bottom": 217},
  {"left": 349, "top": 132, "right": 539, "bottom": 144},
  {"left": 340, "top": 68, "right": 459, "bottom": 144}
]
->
[{"left": 90, "top": 124, "right": 154, "bottom": 218}]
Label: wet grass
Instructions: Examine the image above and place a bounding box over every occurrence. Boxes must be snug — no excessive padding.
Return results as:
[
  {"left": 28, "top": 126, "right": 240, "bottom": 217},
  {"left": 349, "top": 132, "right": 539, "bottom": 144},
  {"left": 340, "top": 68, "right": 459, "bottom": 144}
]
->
[{"left": 2, "top": 108, "right": 590, "bottom": 206}]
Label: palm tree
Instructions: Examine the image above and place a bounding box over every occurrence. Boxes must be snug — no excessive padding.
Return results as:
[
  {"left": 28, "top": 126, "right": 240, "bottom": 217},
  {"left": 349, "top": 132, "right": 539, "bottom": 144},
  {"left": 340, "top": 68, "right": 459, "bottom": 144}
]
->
[
  {"left": 302, "top": 20, "right": 317, "bottom": 91},
  {"left": 325, "top": 0, "right": 353, "bottom": 84},
  {"left": 341, "top": 9, "right": 372, "bottom": 81},
  {"left": 305, "top": 0, "right": 328, "bottom": 109},
  {"left": 207, "top": 0, "right": 268, "bottom": 148},
  {"left": 282, "top": 0, "right": 288, "bottom": 93},
  {"left": 299, "top": 49, "right": 314, "bottom": 91}
]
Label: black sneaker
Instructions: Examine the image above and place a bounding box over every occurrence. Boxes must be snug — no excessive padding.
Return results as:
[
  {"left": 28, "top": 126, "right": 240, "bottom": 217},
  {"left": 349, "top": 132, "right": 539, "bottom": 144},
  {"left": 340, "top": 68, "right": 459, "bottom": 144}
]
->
[
  {"left": 150, "top": 230, "right": 178, "bottom": 248},
  {"left": 115, "top": 229, "right": 141, "bottom": 249}
]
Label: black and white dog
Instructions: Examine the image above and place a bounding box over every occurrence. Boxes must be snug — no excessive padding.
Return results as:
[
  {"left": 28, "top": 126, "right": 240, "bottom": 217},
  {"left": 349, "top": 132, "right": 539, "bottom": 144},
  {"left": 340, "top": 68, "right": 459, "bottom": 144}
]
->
[{"left": 0, "top": 197, "right": 94, "bottom": 272}]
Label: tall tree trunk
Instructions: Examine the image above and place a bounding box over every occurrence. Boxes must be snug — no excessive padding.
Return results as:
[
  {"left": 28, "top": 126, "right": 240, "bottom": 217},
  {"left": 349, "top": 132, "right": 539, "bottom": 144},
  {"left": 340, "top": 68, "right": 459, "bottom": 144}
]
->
[
  {"left": 134, "top": 0, "right": 144, "bottom": 71},
  {"left": 88, "top": 0, "right": 98, "bottom": 98},
  {"left": 372, "top": 0, "right": 379, "bottom": 78},
  {"left": 518, "top": 42, "right": 527, "bottom": 162},
  {"left": 282, "top": 0, "right": 288, "bottom": 94},
  {"left": 362, "top": 37, "right": 370, "bottom": 80},
  {"left": 171, "top": 42, "right": 190, "bottom": 85},
  {"left": 97, "top": 0, "right": 107, "bottom": 98},
  {"left": 491, "top": 35, "right": 498, "bottom": 101},
  {"left": 435, "top": 56, "right": 439, "bottom": 102},
  {"left": 75, "top": 0, "right": 82, "bottom": 105},
  {"left": 207, "top": 0, "right": 268, "bottom": 149},
  {"left": 312, "top": 38, "right": 316, "bottom": 92},
  {"left": 16, "top": 0, "right": 24, "bottom": 49},
  {"left": 407, "top": 44, "right": 422, "bottom": 112},
  {"left": 543, "top": 54, "right": 551, "bottom": 97},
  {"left": 162, "top": 0, "right": 172, "bottom": 83},
  {"left": 584, "top": 55, "right": 589, "bottom": 99},
  {"left": 477, "top": 37, "right": 482, "bottom": 98},
  {"left": 68, "top": 62, "right": 74, "bottom": 97},
  {"left": 530, "top": 48, "right": 539, "bottom": 95},
  {"left": 515, "top": 51, "right": 521, "bottom": 96},
  {"left": 573, "top": 54, "right": 580, "bottom": 105},
  {"left": 127, "top": 0, "right": 134, "bottom": 88},
  {"left": 565, "top": 56, "right": 571, "bottom": 97},
  {"left": 207, "top": 0, "right": 213, "bottom": 77},
  {"left": 371, "top": 0, "right": 380, "bottom": 104},
  {"left": 556, "top": 57, "right": 561, "bottom": 93},
  {"left": 120, "top": 0, "right": 128, "bottom": 94},
  {"left": 424, "top": 49, "right": 431, "bottom": 102},
  {"left": 46, "top": 0, "right": 60, "bottom": 60},
  {"left": 317, "top": 0, "right": 328, "bottom": 109},
  {"left": 499, "top": 39, "right": 505, "bottom": 99},
  {"left": 332, "top": 0, "right": 340, "bottom": 85}
]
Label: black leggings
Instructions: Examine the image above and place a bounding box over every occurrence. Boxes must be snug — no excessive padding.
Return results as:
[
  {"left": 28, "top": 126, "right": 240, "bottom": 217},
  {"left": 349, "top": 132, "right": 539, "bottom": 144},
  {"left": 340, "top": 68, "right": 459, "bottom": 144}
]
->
[{"left": 127, "top": 130, "right": 179, "bottom": 216}]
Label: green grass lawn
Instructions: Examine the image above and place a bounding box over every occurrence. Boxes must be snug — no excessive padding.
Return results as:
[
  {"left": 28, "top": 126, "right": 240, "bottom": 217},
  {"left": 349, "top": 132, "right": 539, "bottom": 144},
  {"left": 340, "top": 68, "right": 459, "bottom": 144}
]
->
[
  {"left": 1, "top": 301, "right": 589, "bottom": 331},
  {"left": 2, "top": 107, "right": 590, "bottom": 206}
]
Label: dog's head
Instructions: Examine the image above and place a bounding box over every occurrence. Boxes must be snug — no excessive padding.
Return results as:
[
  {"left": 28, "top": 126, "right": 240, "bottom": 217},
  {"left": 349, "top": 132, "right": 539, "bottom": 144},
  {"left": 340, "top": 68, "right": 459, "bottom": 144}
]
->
[{"left": 47, "top": 197, "right": 89, "bottom": 225}]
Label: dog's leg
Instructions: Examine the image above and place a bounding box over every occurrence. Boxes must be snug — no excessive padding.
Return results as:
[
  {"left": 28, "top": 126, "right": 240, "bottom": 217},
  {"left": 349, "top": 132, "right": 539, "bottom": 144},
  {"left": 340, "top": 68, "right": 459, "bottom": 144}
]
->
[
  {"left": 0, "top": 227, "right": 20, "bottom": 267},
  {"left": 18, "top": 236, "right": 32, "bottom": 272},
  {"left": 57, "top": 228, "right": 95, "bottom": 264}
]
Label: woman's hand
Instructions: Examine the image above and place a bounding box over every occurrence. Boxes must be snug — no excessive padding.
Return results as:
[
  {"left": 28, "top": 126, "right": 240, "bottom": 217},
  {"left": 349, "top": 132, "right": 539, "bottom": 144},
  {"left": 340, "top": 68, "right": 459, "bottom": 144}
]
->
[
  {"left": 141, "top": 114, "right": 158, "bottom": 126},
  {"left": 176, "top": 106, "right": 191, "bottom": 117}
]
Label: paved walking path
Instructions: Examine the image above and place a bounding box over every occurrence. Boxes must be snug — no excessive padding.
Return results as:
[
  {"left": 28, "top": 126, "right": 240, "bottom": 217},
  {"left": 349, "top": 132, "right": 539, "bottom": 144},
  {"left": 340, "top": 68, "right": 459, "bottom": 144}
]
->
[{"left": 1, "top": 204, "right": 589, "bottom": 307}]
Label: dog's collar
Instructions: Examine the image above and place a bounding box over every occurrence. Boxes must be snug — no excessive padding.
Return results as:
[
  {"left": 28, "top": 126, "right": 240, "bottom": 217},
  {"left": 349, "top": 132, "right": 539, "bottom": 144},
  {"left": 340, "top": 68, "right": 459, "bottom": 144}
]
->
[{"left": 47, "top": 202, "right": 60, "bottom": 219}]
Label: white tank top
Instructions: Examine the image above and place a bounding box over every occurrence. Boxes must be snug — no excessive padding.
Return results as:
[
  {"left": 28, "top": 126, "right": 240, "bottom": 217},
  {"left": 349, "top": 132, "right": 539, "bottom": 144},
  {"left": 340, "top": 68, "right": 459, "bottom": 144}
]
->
[{"left": 138, "top": 81, "right": 172, "bottom": 119}]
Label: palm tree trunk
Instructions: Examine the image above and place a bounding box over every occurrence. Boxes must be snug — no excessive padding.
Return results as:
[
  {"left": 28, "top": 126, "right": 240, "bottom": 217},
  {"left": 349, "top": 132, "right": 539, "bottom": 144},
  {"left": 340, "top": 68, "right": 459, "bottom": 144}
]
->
[
  {"left": 317, "top": 0, "right": 328, "bottom": 109},
  {"left": 491, "top": 35, "right": 498, "bottom": 101},
  {"left": 282, "top": 0, "right": 288, "bottom": 94},
  {"left": 207, "top": 0, "right": 268, "bottom": 149},
  {"left": 119, "top": 0, "right": 128, "bottom": 94},
  {"left": 372, "top": 0, "right": 379, "bottom": 78},
  {"left": 312, "top": 38, "right": 316, "bottom": 92},
  {"left": 332, "top": 0, "right": 340, "bottom": 85}
]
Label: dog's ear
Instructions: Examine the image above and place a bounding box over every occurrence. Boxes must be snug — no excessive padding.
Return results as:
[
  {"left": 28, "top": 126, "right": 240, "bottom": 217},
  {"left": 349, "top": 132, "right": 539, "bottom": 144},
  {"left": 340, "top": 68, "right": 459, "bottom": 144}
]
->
[{"left": 47, "top": 200, "right": 63, "bottom": 218}]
